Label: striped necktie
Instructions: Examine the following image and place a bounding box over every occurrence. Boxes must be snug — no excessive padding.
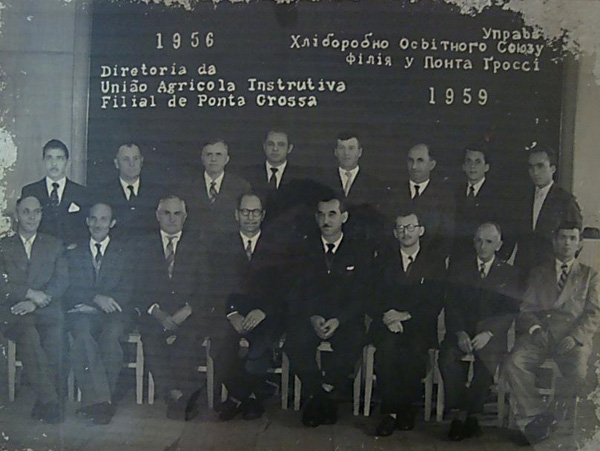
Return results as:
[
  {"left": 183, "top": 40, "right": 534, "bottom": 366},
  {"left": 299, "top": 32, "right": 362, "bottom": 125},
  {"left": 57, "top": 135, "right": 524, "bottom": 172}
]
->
[
  {"left": 165, "top": 236, "right": 176, "bottom": 278},
  {"left": 558, "top": 263, "right": 569, "bottom": 292}
]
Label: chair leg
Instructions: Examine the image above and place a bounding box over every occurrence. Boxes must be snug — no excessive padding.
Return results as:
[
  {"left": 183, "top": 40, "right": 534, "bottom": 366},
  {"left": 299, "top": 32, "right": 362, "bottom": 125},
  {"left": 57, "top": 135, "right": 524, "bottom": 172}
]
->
[
  {"left": 353, "top": 358, "right": 362, "bottom": 416},
  {"left": 206, "top": 355, "right": 215, "bottom": 410},
  {"left": 434, "top": 351, "right": 444, "bottom": 423},
  {"left": 148, "top": 372, "right": 155, "bottom": 405},
  {"left": 281, "top": 352, "right": 290, "bottom": 410},
  {"left": 364, "top": 345, "right": 375, "bottom": 417},
  {"left": 67, "top": 370, "right": 75, "bottom": 402},
  {"left": 135, "top": 337, "right": 144, "bottom": 405},
  {"left": 293, "top": 375, "right": 301, "bottom": 411},
  {"left": 7, "top": 339, "right": 16, "bottom": 402},
  {"left": 221, "top": 384, "right": 228, "bottom": 403}
]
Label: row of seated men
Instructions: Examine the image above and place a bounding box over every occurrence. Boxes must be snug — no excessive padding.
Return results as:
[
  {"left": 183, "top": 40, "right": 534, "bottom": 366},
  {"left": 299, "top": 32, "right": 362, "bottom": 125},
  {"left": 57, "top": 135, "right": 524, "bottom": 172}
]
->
[{"left": 0, "top": 134, "right": 593, "bottom": 446}]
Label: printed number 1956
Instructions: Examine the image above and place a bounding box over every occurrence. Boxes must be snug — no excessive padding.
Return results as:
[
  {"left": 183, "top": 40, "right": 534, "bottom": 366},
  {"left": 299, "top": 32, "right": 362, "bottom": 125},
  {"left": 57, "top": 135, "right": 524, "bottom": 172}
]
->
[
  {"left": 156, "top": 32, "right": 214, "bottom": 50},
  {"left": 428, "top": 87, "right": 488, "bottom": 106}
]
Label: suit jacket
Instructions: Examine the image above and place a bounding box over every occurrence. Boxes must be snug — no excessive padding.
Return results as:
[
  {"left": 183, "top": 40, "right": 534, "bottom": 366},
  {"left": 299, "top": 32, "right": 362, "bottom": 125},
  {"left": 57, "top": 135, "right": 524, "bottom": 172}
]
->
[
  {"left": 452, "top": 179, "right": 515, "bottom": 262},
  {"left": 21, "top": 178, "right": 88, "bottom": 247},
  {"left": 517, "top": 260, "right": 600, "bottom": 346},
  {"left": 286, "top": 235, "right": 372, "bottom": 325},
  {"left": 445, "top": 257, "right": 520, "bottom": 348},
  {"left": 372, "top": 245, "right": 446, "bottom": 349},
  {"left": 136, "top": 231, "right": 210, "bottom": 322},
  {"left": 209, "top": 230, "right": 292, "bottom": 320},
  {"left": 91, "top": 177, "right": 162, "bottom": 240},
  {"left": 64, "top": 238, "right": 134, "bottom": 312},
  {"left": 182, "top": 172, "right": 251, "bottom": 239},
  {"left": 516, "top": 184, "right": 582, "bottom": 270},
  {"left": 0, "top": 233, "right": 68, "bottom": 321},
  {"left": 390, "top": 178, "right": 456, "bottom": 259}
]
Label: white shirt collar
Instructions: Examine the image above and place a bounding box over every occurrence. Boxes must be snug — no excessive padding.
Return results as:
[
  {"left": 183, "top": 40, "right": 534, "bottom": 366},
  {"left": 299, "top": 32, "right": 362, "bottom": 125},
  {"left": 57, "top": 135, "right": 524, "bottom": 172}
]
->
[
  {"left": 409, "top": 179, "right": 430, "bottom": 196},
  {"left": 240, "top": 230, "right": 261, "bottom": 254},
  {"left": 467, "top": 177, "right": 486, "bottom": 197},
  {"left": 90, "top": 236, "right": 111, "bottom": 256},
  {"left": 477, "top": 255, "right": 495, "bottom": 277},
  {"left": 204, "top": 171, "right": 225, "bottom": 194},
  {"left": 400, "top": 247, "right": 420, "bottom": 271},
  {"left": 338, "top": 165, "right": 359, "bottom": 179},
  {"left": 321, "top": 233, "right": 344, "bottom": 254},
  {"left": 535, "top": 180, "right": 554, "bottom": 199},
  {"left": 119, "top": 177, "right": 140, "bottom": 199},
  {"left": 160, "top": 230, "right": 182, "bottom": 254},
  {"left": 556, "top": 258, "right": 575, "bottom": 275},
  {"left": 266, "top": 161, "right": 288, "bottom": 186},
  {"left": 45, "top": 177, "right": 66, "bottom": 201}
]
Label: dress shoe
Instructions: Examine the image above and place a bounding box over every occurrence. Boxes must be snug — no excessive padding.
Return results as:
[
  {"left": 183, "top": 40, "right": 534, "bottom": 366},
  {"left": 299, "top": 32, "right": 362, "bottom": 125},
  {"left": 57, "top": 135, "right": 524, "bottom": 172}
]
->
[
  {"left": 523, "top": 413, "right": 558, "bottom": 444},
  {"left": 464, "top": 416, "right": 482, "bottom": 437},
  {"left": 91, "top": 403, "right": 115, "bottom": 425},
  {"left": 166, "top": 397, "right": 186, "bottom": 421},
  {"left": 31, "top": 401, "right": 45, "bottom": 420},
  {"left": 242, "top": 398, "right": 265, "bottom": 420},
  {"left": 40, "top": 402, "right": 64, "bottom": 424},
  {"left": 301, "top": 395, "right": 323, "bottom": 427},
  {"left": 218, "top": 399, "right": 242, "bottom": 421},
  {"left": 448, "top": 419, "right": 466, "bottom": 441},
  {"left": 184, "top": 396, "right": 200, "bottom": 421},
  {"left": 376, "top": 415, "right": 397, "bottom": 437},
  {"left": 396, "top": 408, "right": 416, "bottom": 431}
]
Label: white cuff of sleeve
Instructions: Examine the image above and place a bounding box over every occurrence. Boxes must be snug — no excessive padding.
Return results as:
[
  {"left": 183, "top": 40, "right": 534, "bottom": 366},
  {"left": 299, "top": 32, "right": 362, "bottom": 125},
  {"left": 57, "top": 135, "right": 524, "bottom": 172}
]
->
[
  {"left": 226, "top": 311, "right": 239, "bottom": 318},
  {"left": 148, "top": 303, "right": 160, "bottom": 315},
  {"left": 529, "top": 325, "right": 542, "bottom": 335}
]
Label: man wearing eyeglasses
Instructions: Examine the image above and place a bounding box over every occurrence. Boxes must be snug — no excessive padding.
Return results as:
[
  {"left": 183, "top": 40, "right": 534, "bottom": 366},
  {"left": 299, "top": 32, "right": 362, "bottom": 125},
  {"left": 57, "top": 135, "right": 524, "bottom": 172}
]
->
[
  {"left": 208, "top": 193, "right": 291, "bottom": 421},
  {"left": 371, "top": 209, "right": 446, "bottom": 436}
]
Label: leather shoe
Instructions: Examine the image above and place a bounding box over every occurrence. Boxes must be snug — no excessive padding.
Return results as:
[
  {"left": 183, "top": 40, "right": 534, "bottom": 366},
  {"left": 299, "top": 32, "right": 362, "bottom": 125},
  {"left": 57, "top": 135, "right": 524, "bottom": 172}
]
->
[
  {"left": 448, "top": 419, "right": 466, "bottom": 441},
  {"left": 464, "top": 416, "right": 482, "bottom": 437},
  {"left": 218, "top": 399, "right": 242, "bottom": 421},
  {"left": 40, "top": 402, "right": 64, "bottom": 424},
  {"left": 242, "top": 398, "right": 265, "bottom": 420},
  {"left": 301, "top": 395, "right": 322, "bottom": 427},
  {"left": 166, "top": 398, "right": 186, "bottom": 420},
  {"left": 396, "top": 408, "right": 415, "bottom": 431},
  {"left": 91, "top": 403, "right": 115, "bottom": 425},
  {"left": 184, "top": 396, "right": 200, "bottom": 422},
  {"left": 523, "top": 413, "right": 558, "bottom": 444},
  {"left": 31, "top": 401, "right": 45, "bottom": 420},
  {"left": 376, "top": 415, "right": 397, "bottom": 437}
]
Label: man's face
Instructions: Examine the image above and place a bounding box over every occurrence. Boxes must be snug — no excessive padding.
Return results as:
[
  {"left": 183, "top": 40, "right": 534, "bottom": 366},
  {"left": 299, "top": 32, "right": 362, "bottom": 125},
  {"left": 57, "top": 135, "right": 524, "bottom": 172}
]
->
[
  {"left": 315, "top": 200, "right": 348, "bottom": 240},
  {"left": 334, "top": 137, "right": 362, "bottom": 171},
  {"left": 553, "top": 228, "right": 582, "bottom": 262},
  {"left": 156, "top": 198, "right": 187, "bottom": 235},
  {"left": 407, "top": 145, "right": 436, "bottom": 183},
  {"left": 16, "top": 197, "right": 42, "bottom": 236},
  {"left": 86, "top": 204, "right": 116, "bottom": 242},
  {"left": 43, "top": 147, "right": 68, "bottom": 181},
  {"left": 235, "top": 195, "right": 265, "bottom": 236},
  {"left": 393, "top": 214, "right": 424, "bottom": 249},
  {"left": 528, "top": 151, "right": 555, "bottom": 188},
  {"left": 474, "top": 223, "right": 502, "bottom": 262},
  {"left": 114, "top": 144, "right": 143, "bottom": 181},
  {"left": 201, "top": 142, "right": 230, "bottom": 177},
  {"left": 263, "top": 131, "right": 293, "bottom": 166},
  {"left": 463, "top": 150, "right": 489, "bottom": 184}
]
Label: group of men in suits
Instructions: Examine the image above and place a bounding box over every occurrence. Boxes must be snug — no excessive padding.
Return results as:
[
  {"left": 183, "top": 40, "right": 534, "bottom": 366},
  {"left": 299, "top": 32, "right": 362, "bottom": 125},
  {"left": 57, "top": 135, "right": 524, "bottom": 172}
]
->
[{"left": 1, "top": 133, "right": 597, "bottom": 446}]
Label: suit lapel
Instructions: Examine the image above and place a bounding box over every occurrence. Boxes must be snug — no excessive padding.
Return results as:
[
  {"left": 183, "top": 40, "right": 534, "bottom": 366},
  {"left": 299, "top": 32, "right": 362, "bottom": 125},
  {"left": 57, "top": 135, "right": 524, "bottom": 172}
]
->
[{"left": 9, "top": 235, "right": 30, "bottom": 275}]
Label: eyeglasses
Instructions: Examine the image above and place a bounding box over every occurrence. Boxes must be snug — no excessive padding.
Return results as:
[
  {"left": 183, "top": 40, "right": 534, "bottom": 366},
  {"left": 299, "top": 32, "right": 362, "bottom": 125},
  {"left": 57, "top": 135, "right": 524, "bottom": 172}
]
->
[
  {"left": 395, "top": 224, "right": 421, "bottom": 233},
  {"left": 238, "top": 208, "right": 263, "bottom": 218}
]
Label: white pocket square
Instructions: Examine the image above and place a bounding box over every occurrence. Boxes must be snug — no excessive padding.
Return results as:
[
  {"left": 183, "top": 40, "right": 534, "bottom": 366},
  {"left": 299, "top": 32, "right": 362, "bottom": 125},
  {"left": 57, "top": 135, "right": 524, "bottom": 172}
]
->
[
  {"left": 346, "top": 265, "right": 355, "bottom": 271},
  {"left": 68, "top": 202, "right": 80, "bottom": 213}
]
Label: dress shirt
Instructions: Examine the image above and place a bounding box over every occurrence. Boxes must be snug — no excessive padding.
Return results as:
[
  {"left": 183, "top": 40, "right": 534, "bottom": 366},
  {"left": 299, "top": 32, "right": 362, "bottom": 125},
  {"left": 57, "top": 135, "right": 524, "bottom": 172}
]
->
[
  {"left": 476, "top": 255, "right": 495, "bottom": 278},
  {"left": 240, "top": 231, "right": 261, "bottom": 254},
  {"left": 119, "top": 177, "right": 140, "bottom": 200},
  {"left": 19, "top": 234, "right": 37, "bottom": 260},
  {"left": 467, "top": 177, "right": 486, "bottom": 197},
  {"left": 409, "top": 179, "right": 430, "bottom": 199},
  {"left": 400, "top": 247, "right": 420, "bottom": 273},
  {"left": 321, "top": 233, "right": 344, "bottom": 254},
  {"left": 338, "top": 166, "right": 360, "bottom": 195},
  {"left": 90, "top": 236, "right": 111, "bottom": 259},
  {"left": 555, "top": 258, "right": 575, "bottom": 284},
  {"left": 532, "top": 181, "right": 554, "bottom": 230},
  {"left": 266, "top": 161, "right": 287, "bottom": 188},
  {"left": 160, "top": 230, "right": 182, "bottom": 257},
  {"left": 204, "top": 171, "right": 225, "bottom": 196},
  {"left": 45, "top": 177, "right": 66, "bottom": 203}
]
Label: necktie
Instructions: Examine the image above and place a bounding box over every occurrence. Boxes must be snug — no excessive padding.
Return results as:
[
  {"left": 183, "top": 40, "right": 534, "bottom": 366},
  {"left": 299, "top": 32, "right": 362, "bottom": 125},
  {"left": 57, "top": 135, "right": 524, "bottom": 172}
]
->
[
  {"left": 343, "top": 171, "right": 353, "bottom": 196},
  {"left": 479, "top": 262, "right": 486, "bottom": 279},
  {"left": 412, "top": 184, "right": 421, "bottom": 199},
  {"left": 558, "top": 263, "right": 569, "bottom": 292},
  {"left": 50, "top": 182, "right": 60, "bottom": 207},
  {"left": 165, "top": 236, "right": 175, "bottom": 278},
  {"left": 94, "top": 243, "right": 103, "bottom": 276},
  {"left": 268, "top": 167, "right": 279, "bottom": 189},
  {"left": 127, "top": 184, "right": 136, "bottom": 201},
  {"left": 467, "top": 185, "right": 475, "bottom": 198},
  {"left": 245, "top": 239, "right": 253, "bottom": 261},
  {"left": 23, "top": 237, "right": 33, "bottom": 260},
  {"left": 208, "top": 181, "right": 218, "bottom": 204},
  {"left": 405, "top": 255, "right": 414, "bottom": 274},
  {"left": 325, "top": 242, "right": 335, "bottom": 271}
]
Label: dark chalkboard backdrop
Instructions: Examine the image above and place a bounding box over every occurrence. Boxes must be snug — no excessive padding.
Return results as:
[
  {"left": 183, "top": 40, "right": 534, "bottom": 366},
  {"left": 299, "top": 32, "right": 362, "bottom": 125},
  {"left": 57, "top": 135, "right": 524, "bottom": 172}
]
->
[{"left": 88, "top": 0, "right": 563, "bottom": 197}]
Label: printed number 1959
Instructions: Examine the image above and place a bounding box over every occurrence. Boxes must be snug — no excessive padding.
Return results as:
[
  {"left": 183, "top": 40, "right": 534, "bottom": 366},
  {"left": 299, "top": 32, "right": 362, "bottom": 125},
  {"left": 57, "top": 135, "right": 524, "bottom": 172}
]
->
[{"left": 428, "top": 87, "right": 488, "bottom": 106}]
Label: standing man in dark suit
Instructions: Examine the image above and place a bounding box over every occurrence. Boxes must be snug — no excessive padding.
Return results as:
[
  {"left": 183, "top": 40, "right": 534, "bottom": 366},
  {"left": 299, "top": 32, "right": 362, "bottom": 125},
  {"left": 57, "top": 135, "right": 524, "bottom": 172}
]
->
[
  {"left": 440, "top": 222, "right": 520, "bottom": 440},
  {"left": 64, "top": 203, "right": 133, "bottom": 425},
  {"left": 285, "top": 197, "right": 371, "bottom": 427},
  {"left": 392, "top": 143, "right": 455, "bottom": 260},
  {"left": 515, "top": 145, "right": 582, "bottom": 277},
  {"left": 94, "top": 142, "right": 162, "bottom": 240},
  {"left": 185, "top": 139, "right": 251, "bottom": 240},
  {"left": 506, "top": 221, "right": 600, "bottom": 444},
  {"left": 372, "top": 209, "right": 446, "bottom": 437},
  {"left": 0, "top": 196, "right": 68, "bottom": 423},
  {"left": 321, "top": 132, "right": 387, "bottom": 243},
  {"left": 451, "top": 144, "right": 515, "bottom": 263},
  {"left": 210, "top": 193, "right": 290, "bottom": 421},
  {"left": 136, "top": 195, "right": 209, "bottom": 421},
  {"left": 21, "top": 139, "right": 88, "bottom": 248}
]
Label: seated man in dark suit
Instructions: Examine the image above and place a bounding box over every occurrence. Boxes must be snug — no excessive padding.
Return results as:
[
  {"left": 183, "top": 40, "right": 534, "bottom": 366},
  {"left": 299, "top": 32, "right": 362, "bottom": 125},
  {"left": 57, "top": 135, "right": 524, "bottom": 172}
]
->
[
  {"left": 440, "top": 222, "right": 520, "bottom": 440},
  {"left": 136, "top": 195, "right": 210, "bottom": 421},
  {"left": 0, "top": 196, "right": 68, "bottom": 423},
  {"left": 184, "top": 138, "right": 251, "bottom": 240},
  {"left": 506, "top": 221, "right": 600, "bottom": 444},
  {"left": 209, "top": 193, "right": 291, "bottom": 421},
  {"left": 64, "top": 202, "right": 134, "bottom": 425},
  {"left": 372, "top": 209, "right": 446, "bottom": 436},
  {"left": 93, "top": 142, "right": 162, "bottom": 240},
  {"left": 21, "top": 139, "right": 88, "bottom": 248},
  {"left": 285, "top": 197, "right": 371, "bottom": 427}
]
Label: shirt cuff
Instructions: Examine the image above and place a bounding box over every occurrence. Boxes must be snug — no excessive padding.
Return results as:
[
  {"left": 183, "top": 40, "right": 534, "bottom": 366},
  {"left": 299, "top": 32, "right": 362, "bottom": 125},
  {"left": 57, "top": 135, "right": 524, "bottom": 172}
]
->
[
  {"left": 148, "top": 303, "right": 160, "bottom": 315},
  {"left": 226, "top": 311, "right": 239, "bottom": 318},
  {"left": 529, "top": 325, "right": 542, "bottom": 335}
]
